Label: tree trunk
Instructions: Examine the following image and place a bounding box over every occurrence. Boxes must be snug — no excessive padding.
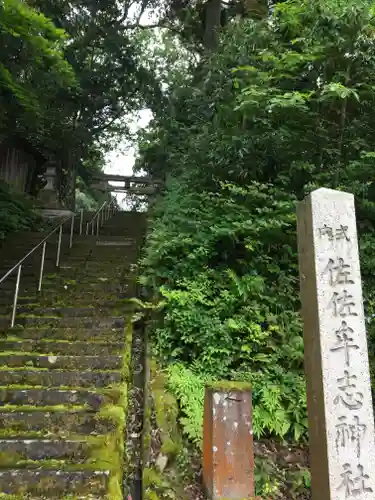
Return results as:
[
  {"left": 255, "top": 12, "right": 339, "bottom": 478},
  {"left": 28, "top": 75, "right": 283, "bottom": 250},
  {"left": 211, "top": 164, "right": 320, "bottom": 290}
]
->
[{"left": 203, "top": 0, "right": 222, "bottom": 51}]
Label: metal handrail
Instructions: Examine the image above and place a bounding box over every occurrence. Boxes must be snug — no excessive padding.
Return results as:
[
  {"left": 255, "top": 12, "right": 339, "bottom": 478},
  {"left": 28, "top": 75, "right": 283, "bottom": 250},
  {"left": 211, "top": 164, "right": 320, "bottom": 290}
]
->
[
  {"left": 0, "top": 201, "right": 116, "bottom": 328},
  {"left": 0, "top": 214, "right": 75, "bottom": 327},
  {"left": 0, "top": 216, "right": 69, "bottom": 287},
  {"left": 86, "top": 199, "right": 116, "bottom": 236}
]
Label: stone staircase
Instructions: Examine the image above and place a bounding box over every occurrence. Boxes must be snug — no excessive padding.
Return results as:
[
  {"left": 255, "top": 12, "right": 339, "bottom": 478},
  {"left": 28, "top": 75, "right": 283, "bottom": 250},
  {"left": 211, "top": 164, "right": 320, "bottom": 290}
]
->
[{"left": 0, "top": 211, "right": 145, "bottom": 498}]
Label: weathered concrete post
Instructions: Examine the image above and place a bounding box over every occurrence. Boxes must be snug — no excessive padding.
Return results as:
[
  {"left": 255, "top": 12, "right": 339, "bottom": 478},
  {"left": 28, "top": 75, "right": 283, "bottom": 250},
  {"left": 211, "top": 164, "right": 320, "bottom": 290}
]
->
[
  {"left": 203, "top": 382, "right": 256, "bottom": 500},
  {"left": 297, "top": 188, "right": 375, "bottom": 499}
]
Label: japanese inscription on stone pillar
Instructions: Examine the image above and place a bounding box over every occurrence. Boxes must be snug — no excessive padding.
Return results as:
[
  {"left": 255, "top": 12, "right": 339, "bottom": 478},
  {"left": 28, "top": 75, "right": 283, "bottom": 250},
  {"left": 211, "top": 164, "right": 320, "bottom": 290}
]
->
[{"left": 297, "top": 188, "right": 375, "bottom": 500}]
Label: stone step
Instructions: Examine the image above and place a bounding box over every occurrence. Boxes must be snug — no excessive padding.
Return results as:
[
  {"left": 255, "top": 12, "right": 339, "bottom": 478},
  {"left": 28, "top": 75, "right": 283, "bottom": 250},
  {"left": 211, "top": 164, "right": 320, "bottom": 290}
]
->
[
  {"left": 0, "top": 242, "right": 54, "bottom": 255},
  {"left": 0, "top": 290, "right": 133, "bottom": 309},
  {"left": 0, "top": 282, "right": 41, "bottom": 294},
  {"left": 0, "top": 271, "right": 54, "bottom": 285},
  {"left": 13, "top": 306, "right": 133, "bottom": 318},
  {"left": 45, "top": 271, "right": 136, "bottom": 283},
  {"left": 45, "top": 281, "right": 134, "bottom": 293},
  {"left": 0, "top": 289, "right": 130, "bottom": 311},
  {"left": 0, "top": 387, "right": 120, "bottom": 408},
  {"left": 0, "top": 250, "right": 60, "bottom": 264},
  {"left": 0, "top": 354, "right": 122, "bottom": 370},
  {"left": 68, "top": 247, "right": 137, "bottom": 256},
  {"left": 0, "top": 340, "right": 124, "bottom": 356},
  {"left": 74, "top": 242, "right": 137, "bottom": 250},
  {"left": 9, "top": 296, "right": 132, "bottom": 309},
  {"left": 0, "top": 439, "right": 91, "bottom": 462},
  {"left": 0, "top": 469, "right": 108, "bottom": 496},
  {"left": 47, "top": 286, "right": 136, "bottom": 300},
  {"left": 0, "top": 273, "right": 41, "bottom": 284},
  {"left": 0, "top": 327, "right": 125, "bottom": 342},
  {"left": 0, "top": 258, "right": 63, "bottom": 272},
  {"left": 0, "top": 410, "right": 115, "bottom": 437},
  {"left": 0, "top": 370, "right": 122, "bottom": 388},
  {"left": 0, "top": 250, "right": 136, "bottom": 275},
  {"left": 56, "top": 264, "right": 138, "bottom": 276},
  {"left": 0, "top": 243, "right": 70, "bottom": 264},
  {"left": 0, "top": 274, "right": 38, "bottom": 285},
  {"left": 0, "top": 316, "right": 126, "bottom": 329},
  {"left": 56, "top": 276, "right": 136, "bottom": 287},
  {"left": 0, "top": 279, "right": 131, "bottom": 299},
  {"left": 0, "top": 256, "right": 60, "bottom": 271},
  {"left": 69, "top": 239, "right": 136, "bottom": 249},
  {"left": 0, "top": 240, "right": 68, "bottom": 256}
]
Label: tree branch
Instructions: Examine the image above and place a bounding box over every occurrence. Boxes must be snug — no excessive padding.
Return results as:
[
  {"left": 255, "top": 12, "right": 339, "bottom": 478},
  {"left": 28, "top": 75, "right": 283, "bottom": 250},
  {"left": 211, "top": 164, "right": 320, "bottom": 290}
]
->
[
  {"left": 124, "top": 22, "right": 162, "bottom": 29},
  {"left": 119, "top": 0, "right": 139, "bottom": 24},
  {"left": 135, "top": 0, "right": 149, "bottom": 25},
  {"left": 91, "top": 106, "right": 127, "bottom": 135},
  {"left": 123, "top": 22, "right": 181, "bottom": 35}
]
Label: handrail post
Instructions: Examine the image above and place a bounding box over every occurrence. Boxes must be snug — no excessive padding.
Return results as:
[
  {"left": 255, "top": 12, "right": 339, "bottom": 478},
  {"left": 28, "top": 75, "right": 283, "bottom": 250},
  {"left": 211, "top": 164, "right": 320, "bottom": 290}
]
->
[
  {"left": 11, "top": 265, "right": 22, "bottom": 328},
  {"left": 92, "top": 220, "right": 95, "bottom": 235},
  {"left": 86, "top": 222, "right": 89, "bottom": 236},
  {"left": 56, "top": 225, "right": 63, "bottom": 268},
  {"left": 38, "top": 242, "right": 47, "bottom": 292},
  {"left": 80, "top": 209, "right": 84, "bottom": 235},
  {"left": 69, "top": 215, "right": 75, "bottom": 249},
  {"left": 96, "top": 215, "right": 100, "bottom": 236}
]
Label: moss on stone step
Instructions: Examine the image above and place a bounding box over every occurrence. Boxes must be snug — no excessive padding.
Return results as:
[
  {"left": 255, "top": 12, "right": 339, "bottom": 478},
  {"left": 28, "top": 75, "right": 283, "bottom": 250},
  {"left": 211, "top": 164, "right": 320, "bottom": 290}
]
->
[
  {"left": 0, "top": 340, "right": 125, "bottom": 356},
  {"left": 0, "top": 385, "right": 125, "bottom": 408},
  {"left": 0, "top": 327, "right": 125, "bottom": 342},
  {"left": 0, "top": 354, "right": 123, "bottom": 370},
  {"left": 1, "top": 316, "right": 128, "bottom": 329},
  {"left": 0, "top": 404, "right": 88, "bottom": 412},
  {"left": 14, "top": 306, "right": 134, "bottom": 319},
  {"left": 0, "top": 410, "right": 116, "bottom": 437},
  {"left": 0, "top": 469, "right": 109, "bottom": 496},
  {"left": 0, "top": 369, "right": 123, "bottom": 388}
]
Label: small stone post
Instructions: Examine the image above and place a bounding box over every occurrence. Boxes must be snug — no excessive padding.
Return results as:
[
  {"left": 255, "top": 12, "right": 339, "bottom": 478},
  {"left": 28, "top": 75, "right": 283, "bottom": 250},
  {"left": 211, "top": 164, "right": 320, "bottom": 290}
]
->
[
  {"left": 203, "top": 382, "right": 256, "bottom": 500},
  {"left": 297, "top": 188, "right": 375, "bottom": 500}
]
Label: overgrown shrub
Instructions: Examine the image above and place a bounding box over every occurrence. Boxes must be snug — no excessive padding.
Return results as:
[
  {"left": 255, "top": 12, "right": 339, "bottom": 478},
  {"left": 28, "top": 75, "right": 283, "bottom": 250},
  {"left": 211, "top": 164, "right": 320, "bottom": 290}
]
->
[
  {"left": 141, "top": 178, "right": 308, "bottom": 440},
  {"left": 0, "top": 181, "right": 43, "bottom": 243}
]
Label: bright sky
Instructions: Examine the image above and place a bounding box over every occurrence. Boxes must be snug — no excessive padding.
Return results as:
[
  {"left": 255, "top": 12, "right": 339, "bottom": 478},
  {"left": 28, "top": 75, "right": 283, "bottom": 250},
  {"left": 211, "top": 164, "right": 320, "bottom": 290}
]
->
[{"left": 104, "top": 108, "right": 153, "bottom": 177}]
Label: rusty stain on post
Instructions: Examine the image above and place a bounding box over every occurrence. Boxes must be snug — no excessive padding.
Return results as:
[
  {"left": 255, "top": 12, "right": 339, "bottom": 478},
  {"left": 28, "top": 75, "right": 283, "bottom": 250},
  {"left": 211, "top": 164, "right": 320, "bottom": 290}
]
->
[{"left": 203, "top": 382, "right": 256, "bottom": 500}]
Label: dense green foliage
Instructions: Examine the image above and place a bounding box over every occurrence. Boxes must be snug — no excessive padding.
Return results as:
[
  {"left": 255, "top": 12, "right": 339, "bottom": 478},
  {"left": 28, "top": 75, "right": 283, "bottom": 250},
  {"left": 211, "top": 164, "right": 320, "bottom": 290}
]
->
[
  {"left": 139, "top": 0, "right": 375, "bottom": 448},
  {"left": 0, "top": 182, "right": 44, "bottom": 243},
  {"left": 0, "top": 0, "right": 75, "bottom": 132}
]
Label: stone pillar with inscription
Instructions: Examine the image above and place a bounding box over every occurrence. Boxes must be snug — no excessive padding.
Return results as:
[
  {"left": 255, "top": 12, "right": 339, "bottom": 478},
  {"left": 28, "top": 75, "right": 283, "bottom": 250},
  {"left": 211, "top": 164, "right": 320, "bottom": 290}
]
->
[{"left": 297, "top": 188, "right": 375, "bottom": 500}]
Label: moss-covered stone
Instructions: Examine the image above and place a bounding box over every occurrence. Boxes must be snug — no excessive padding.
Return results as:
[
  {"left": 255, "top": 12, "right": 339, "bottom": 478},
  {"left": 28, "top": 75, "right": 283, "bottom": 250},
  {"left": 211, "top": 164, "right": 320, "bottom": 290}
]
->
[
  {"left": 206, "top": 380, "right": 252, "bottom": 392},
  {"left": 151, "top": 367, "right": 182, "bottom": 460}
]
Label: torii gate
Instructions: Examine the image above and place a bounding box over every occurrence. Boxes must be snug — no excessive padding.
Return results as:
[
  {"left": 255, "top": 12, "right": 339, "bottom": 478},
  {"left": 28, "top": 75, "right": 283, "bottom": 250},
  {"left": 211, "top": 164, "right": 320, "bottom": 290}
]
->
[{"left": 90, "top": 173, "right": 162, "bottom": 195}]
